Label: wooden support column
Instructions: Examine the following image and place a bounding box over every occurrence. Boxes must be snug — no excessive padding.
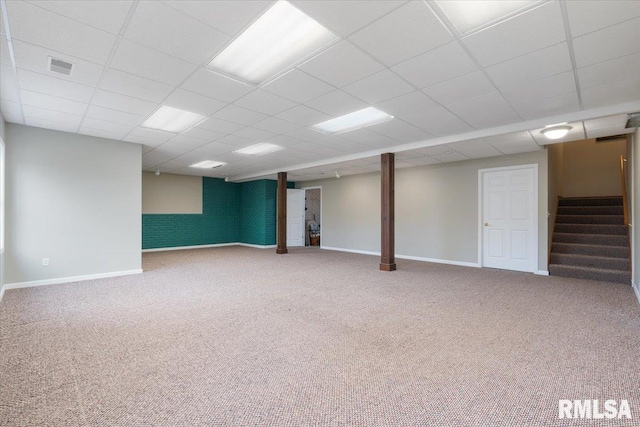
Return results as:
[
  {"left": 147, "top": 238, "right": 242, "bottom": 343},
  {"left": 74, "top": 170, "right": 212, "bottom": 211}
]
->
[
  {"left": 380, "top": 153, "right": 396, "bottom": 271},
  {"left": 276, "top": 172, "right": 288, "bottom": 254}
]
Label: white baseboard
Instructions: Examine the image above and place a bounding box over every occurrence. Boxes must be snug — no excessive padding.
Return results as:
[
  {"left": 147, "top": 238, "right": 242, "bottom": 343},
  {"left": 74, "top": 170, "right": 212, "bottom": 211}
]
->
[
  {"left": 142, "top": 242, "right": 276, "bottom": 253},
  {"left": 320, "top": 246, "right": 480, "bottom": 268},
  {"left": 396, "top": 253, "right": 481, "bottom": 268},
  {"left": 142, "top": 243, "right": 236, "bottom": 253},
  {"left": 633, "top": 280, "right": 640, "bottom": 306},
  {"left": 2, "top": 269, "right": 143, "bottom": 293},
  {"left": 0, "top": 285, "right": 5, "bottom": 302},
  {"left": 535, "top": 270, "right": 550, "bottom": 276}
]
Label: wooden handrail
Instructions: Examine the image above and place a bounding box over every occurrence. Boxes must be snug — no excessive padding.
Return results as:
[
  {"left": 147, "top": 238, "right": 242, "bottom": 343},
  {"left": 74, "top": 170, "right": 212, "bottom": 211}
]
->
[{"left": 620, "top": 155, "right": 628, "bottom": 226}]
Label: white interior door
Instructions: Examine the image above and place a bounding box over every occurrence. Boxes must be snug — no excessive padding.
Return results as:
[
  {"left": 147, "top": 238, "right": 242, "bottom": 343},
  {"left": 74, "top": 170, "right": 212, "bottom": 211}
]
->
[
  {"left": 287, "top": 189, "right": 305, "bottom": 247},
  {"left": 481, "top": 166, "right": 537, "bottom": 272}
]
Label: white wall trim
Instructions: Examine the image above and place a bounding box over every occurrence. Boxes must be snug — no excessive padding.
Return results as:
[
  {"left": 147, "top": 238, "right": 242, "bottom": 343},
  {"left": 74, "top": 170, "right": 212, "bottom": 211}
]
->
[
  {"left": 632, "top": 280, "right": 640, "bottom": 306},
  {"left": 142, "top": 242, "right": 276, "bottom": 253},
  {"left": 535, "top": 270, "right": 550, "bottom": 276},
  {"left": 395, "top": 253, "right": 480, "bottom": 268},
  {"left": 3, "top": 269, "right": 143, "bottom": 292},
  {"left": 321, "top": 246, "right": 380, "bottom": 256},
  {"left": 0, "top": 285, "right": 5, "bottom": 302}
]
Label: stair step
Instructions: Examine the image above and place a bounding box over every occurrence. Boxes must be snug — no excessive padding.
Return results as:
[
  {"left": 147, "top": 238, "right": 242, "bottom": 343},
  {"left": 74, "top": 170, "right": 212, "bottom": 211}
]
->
[
  {"left": 553, "top": 233, "right": 629, "bottom": 246},
  {"left": 554, "top": 223, "right": 628, "bottom": 235},
  {"left": 558, "top": 197, "right": 623, "bottom": 207},
  {"left": 557, "top": 206, "right": 624, "bottom": 215},
  {"left": 555, "top": 214, "right": 624, "bottom": 225},
  {"left": 550, "top": 253, "right": 630, "bottom": 271},
  {"left": 549, "top": 264, "right": 630, "bottom": 284},
  {"left": 551, "top": 242, "right": 630, "bottom": 258}
]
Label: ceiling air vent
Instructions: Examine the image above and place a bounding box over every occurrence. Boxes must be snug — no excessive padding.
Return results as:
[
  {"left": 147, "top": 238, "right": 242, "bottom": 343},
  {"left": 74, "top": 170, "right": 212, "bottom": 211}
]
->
[
  {"left": 47, "top": 57, "right": 74, "bottom": 77},
  {"left": 595, "top": 135, "right": 626, "bottom": 143},
  {"left": 625, "top": 112, "right": 640, "bottom": 129}
]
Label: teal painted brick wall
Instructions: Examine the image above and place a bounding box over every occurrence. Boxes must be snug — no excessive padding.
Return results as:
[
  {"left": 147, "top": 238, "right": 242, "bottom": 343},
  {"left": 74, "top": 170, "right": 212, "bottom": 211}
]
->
[{"left": 143, "top": 177, "right": 292, "bottom": 249}]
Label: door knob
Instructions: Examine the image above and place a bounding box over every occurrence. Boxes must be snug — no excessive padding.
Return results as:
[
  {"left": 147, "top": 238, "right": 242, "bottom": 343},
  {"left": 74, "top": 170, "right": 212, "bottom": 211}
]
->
[{"left": 484, "top": 222, "right": 490, "bottom": 227}]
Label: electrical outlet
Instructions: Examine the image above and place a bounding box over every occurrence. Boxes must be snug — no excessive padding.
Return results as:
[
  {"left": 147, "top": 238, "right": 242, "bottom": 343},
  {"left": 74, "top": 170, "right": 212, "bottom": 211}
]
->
[{"left": 42, "top": 258, "right": 50, "bottom": 267}]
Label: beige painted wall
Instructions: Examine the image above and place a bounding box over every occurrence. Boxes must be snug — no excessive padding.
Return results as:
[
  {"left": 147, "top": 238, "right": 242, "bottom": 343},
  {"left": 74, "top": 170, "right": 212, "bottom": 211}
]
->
[
  {"left": 142, "top": 171, "right": 202, "bottom": 214},
  {"left": 4, "top": 124, "right": 141, "bottom": 284},
  {"left": 299, "top": 149, "right": 549, "bottom": 271},
  {"left": 561, "top": 138, "right": 627, "bottom": 197}
]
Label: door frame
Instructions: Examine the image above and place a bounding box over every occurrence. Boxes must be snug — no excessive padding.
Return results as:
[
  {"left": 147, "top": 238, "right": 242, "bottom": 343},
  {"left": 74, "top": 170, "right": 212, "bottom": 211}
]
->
[
  {"left": 477, "top": 164, "right": 538, "bottom": 272},
  {"left": 286, "top": 189, "right": 306, "bottom": 247},
  {"left": 300, "top": 186, "right": 322, "bottom": 247}
]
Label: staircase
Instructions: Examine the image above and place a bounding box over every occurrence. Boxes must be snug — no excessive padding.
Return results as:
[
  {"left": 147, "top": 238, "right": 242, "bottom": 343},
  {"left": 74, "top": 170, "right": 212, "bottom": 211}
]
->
[{"left": 549, "top": 196, "right": 631, "bottom": 284}]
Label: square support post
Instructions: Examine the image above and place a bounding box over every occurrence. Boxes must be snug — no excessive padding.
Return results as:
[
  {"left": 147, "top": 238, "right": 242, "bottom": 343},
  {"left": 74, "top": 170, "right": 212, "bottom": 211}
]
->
[
  {"left": 380, "top": 153, "right": 396, "bottom": 271},
  {"left": 276, "top": 172, "right": 288, "bottom": 254}
]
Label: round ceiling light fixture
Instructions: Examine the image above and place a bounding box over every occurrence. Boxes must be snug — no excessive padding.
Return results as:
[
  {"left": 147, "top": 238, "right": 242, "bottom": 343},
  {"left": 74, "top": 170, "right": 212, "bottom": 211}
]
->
[{"left": 541, "top": 125, "right": 572, "bottom": 140}]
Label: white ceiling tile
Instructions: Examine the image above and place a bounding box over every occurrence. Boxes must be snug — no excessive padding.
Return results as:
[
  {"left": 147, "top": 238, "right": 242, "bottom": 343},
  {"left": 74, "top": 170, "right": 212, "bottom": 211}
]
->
[
  {"left": 213, "top": 104, "right": 269, "bottom": 126},
  {"left": 81, "top": 117, "right": 135, "bottom": 134},
  {"left": 142, "top": 150, "right": 179, "bottom": 168},
  {"left": 511, "top": 92, "right": 580, "bottom": 121},
  {"left": 187, "top": 141, "right": 236, "bottom": 156},
  {"left": 99, "top": 68, "right": 174, "bottom": 103},
  {"left": 435, "top": 0, "right": 540, "bottom": 35},
  {"left": 85, "top": 105, "right": 144, "bottom": 126},
  {"left": 484, "top": 131, "right": 535, "bottom": 145},
  {"left": 367, "top": 119, "right": 432, "bottom": 143},
  {"left": 6, "top": 1, "right": 117, "bottom": 64},
  {"left": 181, "top": 68, "right": 254, "bottom": 103},
  {"left": 349, "top": 1, "right": 452, "bottom": 67},
  {"left": 180, "top": 126, "right": 225, "bottom": 141},
  {"left": 1, "top": 35, "right": 10, "bottom": 64},
  {"left": 1, "top": 99, "right": 22, "bottom": 115},
  {"left": 430, "top": 151, "right": 469, "bottom": 163},
  {"left": 374, "top": 91, "right": 438, "bottom": 117},
  {"left": 342, "top": 69, "right": 414, "bottom": 105},
  {"left": 566, "top": 0, "right": 640, "bottom": 38},
  {"left": 263, "top": 69, "right": 334, "bottom": 103},
  {"left": 24, "top": 116, "right": 78, "bottom": 133},
  {"left": 110, "top": 39, "right": 197, "bottom": 86},
  {"left": 581, "top": 77, "right": 640, "bottom": 110},
  {"left": 573, "top": 18, "right": 640, "bottom": 68},
  {"left": 400, "top": 107, "right": 473, "bottom": 136},
  {"left": 446, "top": 139, "right": 502, "bottom": 159},
  {"left": 196, "top": 117, "right": 244, "bottom": 134},
  {"left": 0, "top": 64, "right": 20, "bottom": 102},
  {"left": 234, "top": 89, "right": 297, "bottom": 116},
  {"left": 253, "top": 117, "right": 300, "bottom": 134},
  {"left": 446, "top": 91, "right": 510, "bottom": 117},
  {"left": 26, "top": 0, "right": 133, "bottom": 35},
  {"left": 166, "top": 134, "right": 211, "bottom": 147},
  {"left": 501, "top": 71, "right": 576, "bottom": 105},
  {"left": 299, "top": 40, "right": 384, "bottom": 87},
  {"left": 164, "top": 89, "right": 226, "bottom": 116},
  {"left": 162, "top": 0, "right": 271, "bottom": 37},
  {"left": 12, "top": 40, "right": 104, "bottom": 87},
  {"left": 267, "top": 134, "right": 308, "bottom": 148},
  {"left": 530, "top": 121, "right": 585, "bottom": 145},
  {"left": 291, "top": 0, "right": 404, "bottom": 37},
  {"left": 233, "top": 127, "right": 276, "bottom": 142},
  {"left": 284, "top": 127, "right": 326, "bottom": 142},
  {"left": 275, "top": 105, "right": 331, "bottom": 127},
  {"left": 583, "top": 114, "right": 628, "bottom": 132},
  {"left": 291, "top": 142, "right": 346, "bottom": 157},
  {"left": 22, "top": 104, "right": 83, "bottom": 125},
  {"left": 92, "top": 89, "right": 158, "bottom": 116},
  {"left": 21, "top": 89, "right": 87, "bottom": 115},
  {"left": 462, "top": 2, "right": 566, "bottom": 67},
  {"left": 461, "top": 106, "right": 522, "bottom": 129},
  {"left": 124, "top": 1, "right": 229, "bottom": 65},
  {"left": 304, "top": 90, "right": 368, "bottom": 116},
  {"left": 320, "top": 127, "right": 395, "bottom": 150},
  {"left": 405, "top": 156, "right": 442, "bottom": 166},
  {"left": 18, "top": 69, "right": 94, "bottom": 103},
  {"left": 124, "top": 127, "right": 174, "bottom": 145},
  {"left": 578, "top": 53, "right": 640, "bottom": 90},
  {"left": 423, "top": 71, "right": 496, "bottom": 105},
  {"left": 392, "top": 41, "right": 477, "bottom": 89},
  {"left": 485, "top": 42, "right": 573, "bottom": 90},
  {"left": 78, "top": 126, "right": 129, "bottom": 141}
]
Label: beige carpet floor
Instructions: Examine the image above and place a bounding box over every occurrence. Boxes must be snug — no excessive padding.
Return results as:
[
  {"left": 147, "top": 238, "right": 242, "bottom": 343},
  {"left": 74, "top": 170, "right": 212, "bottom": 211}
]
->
[{"left": 1, "top": 246, "right": 639, "bottom": 426}]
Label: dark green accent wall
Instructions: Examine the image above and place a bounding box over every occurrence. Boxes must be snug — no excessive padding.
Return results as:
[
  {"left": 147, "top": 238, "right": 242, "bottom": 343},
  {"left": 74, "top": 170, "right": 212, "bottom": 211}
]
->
[{"left": 142, "top": 178, "right": 294, "bottom": 249}]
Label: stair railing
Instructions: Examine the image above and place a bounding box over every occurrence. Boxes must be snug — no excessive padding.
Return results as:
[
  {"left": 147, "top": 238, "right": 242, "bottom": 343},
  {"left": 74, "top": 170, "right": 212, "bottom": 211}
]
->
[{"left": 620, "top": 155, "right": 629, "bottom": 226}]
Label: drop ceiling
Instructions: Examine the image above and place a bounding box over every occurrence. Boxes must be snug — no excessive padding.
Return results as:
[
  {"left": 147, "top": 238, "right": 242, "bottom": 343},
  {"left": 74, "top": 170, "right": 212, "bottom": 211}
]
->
[{"left": 0, "top": 0, "right": 638, "bottom": 181}]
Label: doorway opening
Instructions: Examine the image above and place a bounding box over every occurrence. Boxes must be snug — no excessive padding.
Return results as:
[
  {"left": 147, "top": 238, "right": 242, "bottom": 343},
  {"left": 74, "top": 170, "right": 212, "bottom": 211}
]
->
[{"left": 303, "top": 187, "right": 322, "bottom": 247}]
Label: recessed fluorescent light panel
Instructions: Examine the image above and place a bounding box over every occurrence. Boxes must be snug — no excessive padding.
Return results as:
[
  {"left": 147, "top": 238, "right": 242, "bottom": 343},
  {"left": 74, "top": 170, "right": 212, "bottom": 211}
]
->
[
  {"left": 207, "top": 0, "right": 338, "bottom": 85},
  {"left": 234, "top": 142, "right": 284, "bottom": 156},
  {"left": 435, "top": 0, "right": 538, "bottom": 34},
  {"left": 142, "top": 105, "right": 207, "bottom": 133},
  {"left": 189, "top": 160, "right": 226, "bottom": 169},
  {"left": 312, "top": 107, "right": 394, "bottom": 134}
]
